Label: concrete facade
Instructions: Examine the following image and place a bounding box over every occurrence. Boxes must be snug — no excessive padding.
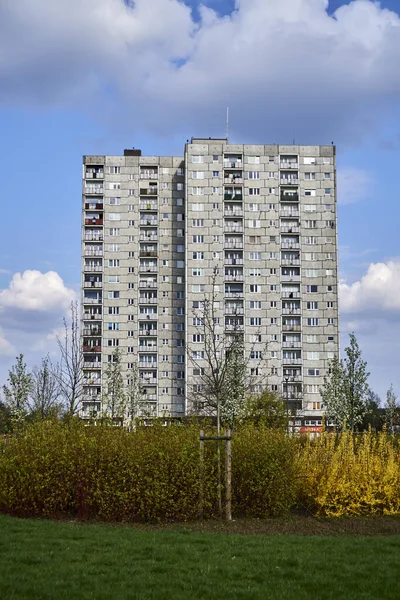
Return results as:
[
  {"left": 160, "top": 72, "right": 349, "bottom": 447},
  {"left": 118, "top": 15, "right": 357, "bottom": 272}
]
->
[{"left": 81, "top": 140, "right": 339, "bottom": 429}]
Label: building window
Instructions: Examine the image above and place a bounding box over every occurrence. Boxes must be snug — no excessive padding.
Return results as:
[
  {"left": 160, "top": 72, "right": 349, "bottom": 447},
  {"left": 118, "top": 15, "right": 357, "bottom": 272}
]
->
[{"left": 307, "top": 318, "right": 319, "bottom": 326}]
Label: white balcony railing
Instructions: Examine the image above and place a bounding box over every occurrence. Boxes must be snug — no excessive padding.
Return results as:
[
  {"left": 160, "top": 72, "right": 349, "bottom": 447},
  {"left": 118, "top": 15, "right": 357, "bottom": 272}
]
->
[
  {"left": 281, "top": 259, "right": 301, "bottom": 266},
  {"left": 280, "top": 162, "right": 298, "bottom": 169},
  {"left": 281, "top": 242, "right": 300, "bottom": 250}
]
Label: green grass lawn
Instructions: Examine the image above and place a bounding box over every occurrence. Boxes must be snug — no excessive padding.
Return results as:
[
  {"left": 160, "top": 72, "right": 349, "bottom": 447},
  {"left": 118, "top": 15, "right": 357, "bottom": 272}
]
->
[{"left": 1, "top": 514, "right": 400, "bottom": 600}]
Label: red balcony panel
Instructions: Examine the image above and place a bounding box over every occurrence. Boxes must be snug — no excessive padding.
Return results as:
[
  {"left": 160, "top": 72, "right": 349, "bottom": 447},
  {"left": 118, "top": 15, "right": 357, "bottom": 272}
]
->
[{"left": 85, "top": 218, "right": 104, "bottom": 226}]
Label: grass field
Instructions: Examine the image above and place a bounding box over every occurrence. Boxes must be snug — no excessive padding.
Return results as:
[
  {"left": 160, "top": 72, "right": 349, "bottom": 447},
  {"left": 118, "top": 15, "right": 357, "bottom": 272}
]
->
[{"left": 1, "top": 514, "right": 400, "bottom": 600}]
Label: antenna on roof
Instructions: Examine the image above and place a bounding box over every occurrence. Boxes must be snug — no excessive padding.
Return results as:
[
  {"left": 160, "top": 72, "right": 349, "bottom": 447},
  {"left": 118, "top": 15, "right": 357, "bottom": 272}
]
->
[{"left": 226, "top": 106, "right": 229, "bottom": 142}]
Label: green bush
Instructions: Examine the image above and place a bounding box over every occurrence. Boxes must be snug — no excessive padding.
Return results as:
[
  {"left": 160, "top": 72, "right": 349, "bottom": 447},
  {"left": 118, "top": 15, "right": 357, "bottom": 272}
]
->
[
  {"left": 232, "top": 425, "right": 298, "bottom": 517},
  {"left": 0, "top": 419, "right": 219, "bottom": 522}
]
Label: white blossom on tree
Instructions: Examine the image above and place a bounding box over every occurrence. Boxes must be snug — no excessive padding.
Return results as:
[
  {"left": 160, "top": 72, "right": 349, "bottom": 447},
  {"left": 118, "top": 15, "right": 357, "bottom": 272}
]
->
[
  {"left": 321, "top": 333, "right": 370, "bottom": 431},
  {"left": 2, "top": 354, "right": 33, "bottom": 427}
]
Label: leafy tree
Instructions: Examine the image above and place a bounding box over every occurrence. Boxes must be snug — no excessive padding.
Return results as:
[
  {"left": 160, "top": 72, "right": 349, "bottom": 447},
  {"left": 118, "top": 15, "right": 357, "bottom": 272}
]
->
[
  {"left": 56, "top": 302, "right": 84, "bottom": 415},
  {"left": 2, "top": 354, "right": 33, "bottom": 428},
  {"left": 240, "top": 389, "right": 286, "bottom": 429},
  {"left": 29, "top": 356, "right": 62, "bottom": 420},
  {"left": 362, "top": 389, "right": 383, "bottom": 431},
  {"left": 320, "top": 355, "right": 345, "bottom": 429},
  {"left": 321, "top": 333, "right": 370, "bottom": 431},
  {"left": 385, "top": 384, "right": 399, "bottom": 434},
  {"left": 0, "top": 400, "right": 12, "bottom": 434},
  {"left": 103, "top": 349, "right": 126, "bottom": 421}
]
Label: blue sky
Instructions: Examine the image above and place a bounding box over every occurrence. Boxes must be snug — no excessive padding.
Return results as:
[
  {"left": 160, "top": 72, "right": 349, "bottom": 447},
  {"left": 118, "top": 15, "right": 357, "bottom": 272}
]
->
[{"left": 1, "top": 0, "right": 400, "bottom": 401}]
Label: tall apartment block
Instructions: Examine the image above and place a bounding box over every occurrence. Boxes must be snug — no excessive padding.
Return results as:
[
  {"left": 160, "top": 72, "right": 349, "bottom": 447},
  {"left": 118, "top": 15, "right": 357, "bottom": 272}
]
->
[{"left": 81, "top": 140, "right": 339, "bottom": 430}]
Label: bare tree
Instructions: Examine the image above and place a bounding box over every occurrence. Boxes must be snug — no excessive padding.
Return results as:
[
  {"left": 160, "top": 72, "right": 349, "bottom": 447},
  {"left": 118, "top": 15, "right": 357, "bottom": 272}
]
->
[
  {"left": 29, "top": 356, "right": 62, "bottom": 419},
  {"left": 186, "top": 274, "right": 267, "bottom": 428},
  {"left": 56, "top": 301, "right": 84, "bottom": 416}
]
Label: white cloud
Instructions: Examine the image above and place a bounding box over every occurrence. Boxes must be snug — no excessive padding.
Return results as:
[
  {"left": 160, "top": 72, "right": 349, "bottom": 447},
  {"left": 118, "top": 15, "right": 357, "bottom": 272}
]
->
[
  {"left": 0, "top": 270, "right": 75, "bottom": 313},
  {"left": 0, "top": 329, "right": 15, "bottom": 357},
  {"left": 0, "top": 272, "right": 76, "bottom": 388},
  {"left": 0, "top": 0, "right": 400, "bottom": 143},
  {"left": 337, "top": 167, "right": 372, "bottom": 205},
  {"left": 339, "top": 260, "right": 400, "bottom": 313}
]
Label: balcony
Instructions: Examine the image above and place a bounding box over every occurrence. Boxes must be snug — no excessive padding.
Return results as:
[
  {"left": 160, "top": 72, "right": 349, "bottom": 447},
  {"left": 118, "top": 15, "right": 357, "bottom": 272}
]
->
[
  {"left": 139, "top": 313, "right": 158, "bottom": 322},
  {"left": 282, "top": 307, "right": 301, "bottom": 315},
  {"left": 282, "top": 340, "right": 301, "bottom": 348},
  {"left": 283, "top": 374, "right": 303, "bottom": 382},
  {"left": 225, "top": 306, "right": 244, "bottom": 315},
  {"left": 83, "top": 328, "right": 101, "bottom": 336},
  {"left": 280, "top": 178, "right": 298, "bottom": 186},
  {"left": 281, "top": 259, "right": 301, "bottom": 266},
  {"left": 139, "top": 265, "right": 158, "bottom": 274},
  {"left": 224, "top": 240, "right": 243, "bottom": 249},
  {"left": 83, "top": 345, "right": 102, "bottom": 353},
  {"left": 140, "top": 172, "right": 158, "bottom": 180},
  {"left": 140, "top": 188, "right": 158, "bottom": 196},
  {"left": 83, "top": 312, "right": 102, "bottom": 320},
  {"left": 224, "top": 208, "right": 243, "bottom": 217},
  {"left": 84, "top": 233, "right": 103, "bottom": 242},
  {"left": 281, "top": 209, "right": 299, "bottom": 217},
  {"left": 82, "top": 377, "right": 101, "bottom": 386},
  {"left": 225, "top": 274, "right": 244, "bottom": 282},
  {"left": 85, "top": 218, "right": 103, "bottom": 226},
  {"left": 83, "top": 265, "right": 103, "bottom": 273},
  {"left": 224, "top": 224, "right": 243, "bottom": 233},
  {"left": 139, "top": 232, "right": 158, "bottom": 241},
  {"left": 140, "top": 201, "right": 158, "bottom": 211},
  {"left": 83, "top": 297, "right": 102, "bottom": 304},
  {"left": 85, "top": 202, "right": 104, "bottom": 211},
  {"left": 281, "top": 193, "right": 299, "bottom": 202},
  {"left": 225, "top": 324, "right": 244, "bottom": 332},
  {"left": 85, "top": 169, "right": 104, "bottom": 179},
  {"left": 84, "top": 248, "right": 103, "bottom": 256},
  {"left": 139, "top": 344, "right": 158, "bottom": 352},
  {"left": 139, "top": 296, "right": 158, "bottom": 304},
  {"left": 85, "top": 186, "right": 104, "bottom": 195},
  {"left": 282, "top": 358, "right": 302, "bottom": 365},
  {"left": 224, "top": 194, "right": 243, "bottom": 201},
  {"left": 280, "top": 162, "right": 298, "bottom": 170},
  {"left": 139, "top": 280, "right": 158, "bottom": 288},
  {"left": 282, "top": 324, "right": 301, "bottom": 332},
  {"left": 139, "top": 249, "right": 158, "bottom": 258},
  {"left": 225, "top": 291, "right": 244, "bottom": 299},
  {"left": 281, "top": 275, "right": 301, "bottom": 282},
  {"left": 141, "top": 377, "right": 158, "bottom": 385},
  {"left": 224, "top": 258, "right": 243, "bottom": 265},
  {"left": 224, "top": 177, "right": 243, "bottom": 185},
  {"left": 83, "top": 281, "right": 102, "bottom": 288},
  {"left": 281, "top": 242, "right": 300, "bottom": 250},
  {"left": 281, "top": 225, "right": 300, "bottom": 234},
  {"left": 281, "top": 291, "right": 301, "bottom": 299},
  {"left": 224, "top": 160, "right": 243, "bottom": 169},
  {"left": 140, "top": 218, "right": 158, "bottom": 227}
]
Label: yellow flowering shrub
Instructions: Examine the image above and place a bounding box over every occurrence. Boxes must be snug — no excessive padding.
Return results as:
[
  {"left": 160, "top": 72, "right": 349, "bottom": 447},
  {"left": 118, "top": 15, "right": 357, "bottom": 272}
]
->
[{"left": 297, "top": 430, "right": 400, "bottom": 517}]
